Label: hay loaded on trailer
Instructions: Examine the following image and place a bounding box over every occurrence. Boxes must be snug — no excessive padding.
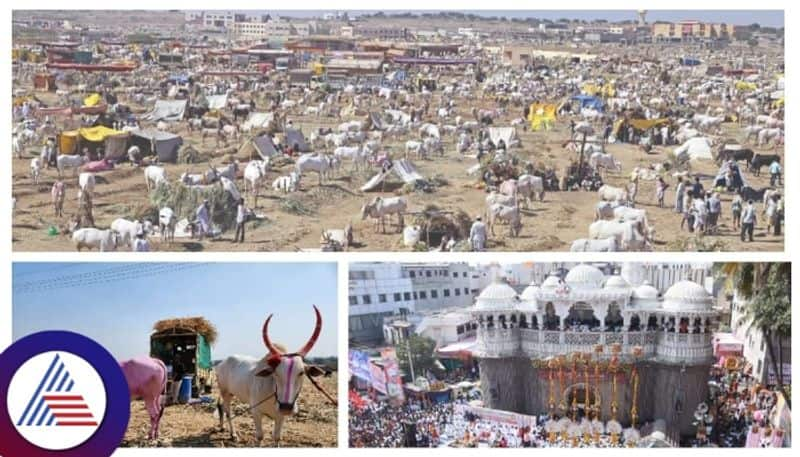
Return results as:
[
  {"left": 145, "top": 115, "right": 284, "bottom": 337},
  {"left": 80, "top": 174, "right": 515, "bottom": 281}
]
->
[{"left": 150, "top": 317, "right": 216, "bottom": 404}]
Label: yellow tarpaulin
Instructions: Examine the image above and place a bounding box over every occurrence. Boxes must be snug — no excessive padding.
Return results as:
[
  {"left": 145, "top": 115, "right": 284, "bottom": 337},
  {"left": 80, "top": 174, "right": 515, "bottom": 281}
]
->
[
  {"left": 528, "top": 103, "right": 557, "bottom": 131},
  {"left": 628, "top": 118, "right": 669, "bottom": 131},
  {"left": 773, "top": 97, "right": 785, "bottom": 108},
  {"left": 62, "top": 126, "right": 124, "bottom": 145},
  {"left": 83, "top": 93, "right": 102, "bottom": 107},
  {"left": 735, "top": 81, "right": 757, "bottom": 91},
  {"left": 582, "top": 82, "right": 615, "bottom": 98}
]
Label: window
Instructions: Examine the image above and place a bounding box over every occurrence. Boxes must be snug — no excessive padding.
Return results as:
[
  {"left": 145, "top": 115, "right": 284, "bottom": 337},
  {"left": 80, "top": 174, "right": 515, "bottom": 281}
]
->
[
  {"left": 410, "top": 271, "right": 416, "bottom": 278},
  {"left": 452, "top": 272, "right": 458, "bottom": 278},
  {"left": 455, "top": 288, "right": 461, "bottom": 296},
  {"left": 420, "top": 291, "right": 427, "bottom": 299},
  {"left": 463, "top": 272, "right": 468, "bottom": 277},
  {"left": 426, "top": 271, "right": 432, "bottom": 277},
  {"left": 379, "top": 294, "right": 387, "bottom": 303},
  {"left": 444, "top": 289, "right": 450, "bottom": 297},
  {"left": 404, "top": 292, "right": 411, "bottom": 301},
  {"left": 362, "top": 295, "right": 371, "bottom": 305},
  {"left": 394, "top": 293, "right": 402, "bottom": 302},
  {"left": 431, "top": 290, "right": 438, "bottom": 299},
  {"left": 349, "top": 296, "right": 358, "bottom": 305},
  {"left": 457, "top": 325, "right": 464, "bottom": 335},
  {"left": 464, "top": 288, "right": 469, "bottom": 294},
  {"left": 413, "top": 292, "right": 418, "bottom": 300}
]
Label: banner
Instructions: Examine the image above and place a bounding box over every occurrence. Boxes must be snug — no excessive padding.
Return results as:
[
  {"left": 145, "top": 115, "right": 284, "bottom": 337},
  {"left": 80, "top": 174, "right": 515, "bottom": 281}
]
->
[
  {"left": 380, "top": 348, "right": 405, "bottom": 402},
  {"left": 369, "top": 363, "right": 387, "bottom": 394},
  {"left": 349, "top": 350, "right": 371, "bottom": 382}
]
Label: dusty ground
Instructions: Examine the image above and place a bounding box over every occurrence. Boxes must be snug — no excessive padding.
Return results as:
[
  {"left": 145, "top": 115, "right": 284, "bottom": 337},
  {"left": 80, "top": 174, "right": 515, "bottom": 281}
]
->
[
  {"left": 12, "top": 91, "right": 783, "bottom": 252},
  {"left": 120, "top": 374, "right": 337, "bottom": 448}
]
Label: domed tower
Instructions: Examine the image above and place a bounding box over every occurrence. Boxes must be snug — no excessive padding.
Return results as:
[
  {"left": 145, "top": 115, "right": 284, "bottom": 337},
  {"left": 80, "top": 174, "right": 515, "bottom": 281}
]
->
[
  {"left": 643, "top": 280, "right": 719, "bottom": 436},
  {"left": 621, "top": 262, "right": 648, "bottom": 288},
  {"left": 564, "top": 263, "right": 606, "bottom": 290},
  {"left": 656, "top": 280, "right": 717, "bottom": 364},
  {"left": 473, "top": 277, "right": 532, "bottom": 414},
  {"left": 473, "top": 276, "right": 522, "bottom": 357}
]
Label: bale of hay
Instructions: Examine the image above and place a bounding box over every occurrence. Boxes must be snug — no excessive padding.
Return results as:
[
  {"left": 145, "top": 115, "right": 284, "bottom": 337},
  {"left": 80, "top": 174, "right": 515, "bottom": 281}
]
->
[
  {"left": 150, "top": 182, "right": 237, "bottom": 232},
  {"left": 412, "top": 205, "right": 472, "bottom": 247},
  {"left": 153, "top": 316, "right": 218, "bottom": 345}
]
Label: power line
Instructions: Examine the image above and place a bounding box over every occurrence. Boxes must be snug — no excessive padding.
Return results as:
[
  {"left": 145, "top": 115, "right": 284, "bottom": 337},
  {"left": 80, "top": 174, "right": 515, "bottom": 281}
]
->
[{"left": 13, "top": 263, "right": 211, "bottom": 295}]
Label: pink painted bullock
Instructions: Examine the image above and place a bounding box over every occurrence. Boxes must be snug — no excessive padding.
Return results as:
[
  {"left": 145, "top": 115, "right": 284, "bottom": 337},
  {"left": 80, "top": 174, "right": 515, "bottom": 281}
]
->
[{"left": 119, "top": 356, "right": 168, "bottom": 440}]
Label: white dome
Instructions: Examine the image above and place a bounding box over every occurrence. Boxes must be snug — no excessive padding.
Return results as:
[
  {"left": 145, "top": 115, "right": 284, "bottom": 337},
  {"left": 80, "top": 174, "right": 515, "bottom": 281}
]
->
[
  {"left": 564, "top": 264, "right": 605, "bottom": 290},
  {"left": 663, "top": 280, "right": 712, "bottom": 311},
  {"left": 474, "top": 278, "right": 519, "bottom": 311},
  {"left": 605, "top": 275, "right": 630, "bottom": 289},
  {"left": 541, "top": 275, "right": 561, "bottom": 289},
  {"left": 519, "top": 281, "right": 540, "bottom": 312},
  {"left": 632, "top": 281, "right": 659, "bottom": 299},
  {"left": 621, "top": 262, "right": 647, "bottom": 287}
]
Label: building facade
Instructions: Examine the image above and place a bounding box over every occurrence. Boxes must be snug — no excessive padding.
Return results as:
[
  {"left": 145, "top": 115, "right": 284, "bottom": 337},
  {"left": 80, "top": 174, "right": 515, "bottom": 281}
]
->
[
  {"left": 652, "top": 21, "right": 734, "bottom": 41},
  {"left": 349, "top": 262, "right": 475, "bottom": 344},
  {"left": 473, "top": 263, "right": 720, "bottom": 438}
]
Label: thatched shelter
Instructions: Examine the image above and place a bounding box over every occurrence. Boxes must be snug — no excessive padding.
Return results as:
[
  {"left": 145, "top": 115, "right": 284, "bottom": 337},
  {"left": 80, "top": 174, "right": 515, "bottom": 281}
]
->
[
  {"left": 151, "top": 316, "right": 217, "bottom": 402},
  {"left": 412, "top": 205, "right": 472, "bottom": 248}
]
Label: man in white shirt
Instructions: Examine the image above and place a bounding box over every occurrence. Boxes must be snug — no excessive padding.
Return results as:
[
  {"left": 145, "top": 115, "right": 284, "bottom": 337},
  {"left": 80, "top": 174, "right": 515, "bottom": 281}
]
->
[
  {"left": 470, "top": 216, "right": 487, "bottom": 251},
  {"left": 234, "top": 198, "right": 246, "bottom": 243},
  {"left": 740, "top": 200, "right": 757, "bottom": 242}
]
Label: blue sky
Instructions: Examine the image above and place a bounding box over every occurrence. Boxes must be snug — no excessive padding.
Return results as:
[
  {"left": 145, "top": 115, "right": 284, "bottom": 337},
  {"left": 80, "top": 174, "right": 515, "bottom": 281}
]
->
[
  {"left": 12, "top": 263, "right": 338, "bottom": 360},
  {"left": 234, "top": 10, "right": 784, "bottom": 27}
]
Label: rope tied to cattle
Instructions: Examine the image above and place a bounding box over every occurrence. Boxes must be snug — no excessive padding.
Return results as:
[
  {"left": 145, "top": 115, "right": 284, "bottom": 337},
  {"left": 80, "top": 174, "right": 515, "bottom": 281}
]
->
[{"left": 308, "top": 374, "right": 338, "bottom": 407}]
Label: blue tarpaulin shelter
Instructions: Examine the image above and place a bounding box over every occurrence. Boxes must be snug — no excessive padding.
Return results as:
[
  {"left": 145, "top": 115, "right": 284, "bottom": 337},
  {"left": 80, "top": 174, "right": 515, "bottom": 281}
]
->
[
  {"left": 572, "top": 94, "right": 604, "bottom": 111},
  {"left": 681, "top": 56, "right": 702, "bottom": 66}
]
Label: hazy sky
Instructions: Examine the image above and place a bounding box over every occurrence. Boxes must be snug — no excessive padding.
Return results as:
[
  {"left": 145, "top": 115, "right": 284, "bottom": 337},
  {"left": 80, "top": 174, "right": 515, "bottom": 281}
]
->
[
  {"left": 245, "top": 10, "right": 784, "bottom": 27},
  {"left": 12, "top": 262, "right": 338, "bottom": 359}
]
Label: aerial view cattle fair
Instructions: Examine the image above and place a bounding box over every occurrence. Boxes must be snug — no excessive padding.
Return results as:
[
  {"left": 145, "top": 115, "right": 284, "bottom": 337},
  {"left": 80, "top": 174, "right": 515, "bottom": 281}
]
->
[
  {"left": 348, "top": 261, "right": 791, "bottom": 447},
  {"left": 11, "top": 262, "right": 339, "bottom": 447},
  {"left": 11, "top": 10, "right": 784, "bottom": 251}
]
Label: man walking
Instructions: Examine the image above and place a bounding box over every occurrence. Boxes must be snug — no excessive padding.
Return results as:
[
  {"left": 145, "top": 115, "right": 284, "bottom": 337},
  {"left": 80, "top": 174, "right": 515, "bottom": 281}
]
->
[
  {"left": 769, "top": 159, "right": 782, "bottom": 187},
  {"left": 740, "top": 200, "right": 757, "bottom": 242}
]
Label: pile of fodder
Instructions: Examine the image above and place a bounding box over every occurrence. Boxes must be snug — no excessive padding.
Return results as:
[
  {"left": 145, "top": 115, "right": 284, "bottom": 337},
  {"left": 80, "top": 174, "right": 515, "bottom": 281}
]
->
[
  {"left": 411, "top": 204, "right": 472, "bottom": 247},
  {"left": 178, "top": 145, "right": 204, "bottom": 164},
  {"left": 152, "top": 316, "right": 218, "bottom": 344},
  {"left": 280, "top": 196, "right": 316, "bottom": 216},
  {"left": 149, "top": 182, "right": 237, "bottom": 232}
]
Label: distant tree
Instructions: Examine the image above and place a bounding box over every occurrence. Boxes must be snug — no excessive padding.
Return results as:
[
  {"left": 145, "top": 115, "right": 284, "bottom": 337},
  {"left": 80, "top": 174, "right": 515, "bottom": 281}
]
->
[
  {"left": 395, "top": 335, "right": 437, "bottom": 380},
  {"left": 718, "top": 262, "right": 791, "bottom": 409}
]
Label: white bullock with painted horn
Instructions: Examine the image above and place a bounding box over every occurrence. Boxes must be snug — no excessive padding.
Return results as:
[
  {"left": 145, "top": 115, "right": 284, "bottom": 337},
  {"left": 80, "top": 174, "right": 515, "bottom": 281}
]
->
[{"left": 215, "top": 306, "right": 331, "bottom": 445}]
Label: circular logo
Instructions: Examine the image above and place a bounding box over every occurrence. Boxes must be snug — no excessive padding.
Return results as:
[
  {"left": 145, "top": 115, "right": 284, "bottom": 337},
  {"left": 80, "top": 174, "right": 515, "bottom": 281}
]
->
[
  {"left": 7, "top": 351, "right": 108, "bottom": 450},
  {"left": 0, "top": 331, "right": 130, "bottom": 457}
]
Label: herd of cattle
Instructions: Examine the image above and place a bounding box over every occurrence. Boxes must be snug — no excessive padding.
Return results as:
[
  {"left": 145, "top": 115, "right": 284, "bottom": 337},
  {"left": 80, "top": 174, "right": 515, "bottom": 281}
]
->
[{"left": 12, "top": 38, "right": 783, "bottom": 251}]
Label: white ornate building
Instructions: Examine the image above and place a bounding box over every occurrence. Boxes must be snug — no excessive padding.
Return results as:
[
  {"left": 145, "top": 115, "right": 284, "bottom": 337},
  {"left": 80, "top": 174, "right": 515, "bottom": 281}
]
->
[{"left": 472, "top": 263, "right": 720, "bottom": 437}]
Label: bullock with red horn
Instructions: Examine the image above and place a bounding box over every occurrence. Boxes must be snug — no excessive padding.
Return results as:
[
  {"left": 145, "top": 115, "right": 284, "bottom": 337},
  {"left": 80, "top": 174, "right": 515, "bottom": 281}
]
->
[{"left": 215, "top": 306, "right": 330, "bottom": 445}]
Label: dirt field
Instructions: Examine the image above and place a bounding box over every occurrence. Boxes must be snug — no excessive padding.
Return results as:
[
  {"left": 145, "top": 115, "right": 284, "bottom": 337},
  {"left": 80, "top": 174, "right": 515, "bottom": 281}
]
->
[
  {"left": 120, "top": 374, "right": 337, "bottom": 448},
  {"left": 12, "top": 91, "right": 783, "bottom": 252}
]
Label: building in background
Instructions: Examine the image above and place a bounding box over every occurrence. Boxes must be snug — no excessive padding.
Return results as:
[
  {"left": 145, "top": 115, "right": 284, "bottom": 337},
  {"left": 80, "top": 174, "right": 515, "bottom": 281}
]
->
[
  {"left": 652, "top": 20, "right": 735, "bottom": 41},
  {"left": 349, "top": 262, "right": 475, "bottom": 344}
]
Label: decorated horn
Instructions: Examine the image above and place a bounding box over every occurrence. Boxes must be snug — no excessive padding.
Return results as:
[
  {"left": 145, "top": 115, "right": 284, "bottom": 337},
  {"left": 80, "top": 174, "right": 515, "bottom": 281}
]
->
[
  {"left": 297, "top": 305, "right": 322, "bottom": 357},
  {"left": 262, "top": 314, "right": 281, "bottom": 355}
]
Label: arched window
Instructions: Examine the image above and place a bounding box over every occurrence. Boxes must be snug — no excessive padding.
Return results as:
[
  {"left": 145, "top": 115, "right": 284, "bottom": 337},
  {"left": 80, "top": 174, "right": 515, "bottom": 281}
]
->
[
  {"left": 543, "top": 302, "right": 560, "bottom": 330},
  {"left": 604, "top": 302, "right": 623, "bottom": 331},
  {"left": 629, "top": 314, "right": 642, "bottom": 332}
]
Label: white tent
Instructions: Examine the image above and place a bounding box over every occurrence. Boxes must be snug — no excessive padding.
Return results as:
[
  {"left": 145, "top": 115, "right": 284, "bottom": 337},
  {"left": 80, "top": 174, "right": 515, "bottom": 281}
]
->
[
  {"left": 205, "top": 94, "right": 228, "bottom": 110},
  {"left": 488, "top": 127, "right": 518, "bottom": 147},
  {"left": 145, "top": 99, "right": 187, "bottom": 122},
  {"left": 674, "top": 137, "right": 713, "bottom": 161},
  {"left": 361, "top": 159, "right": 424, "bottom": 191},
  {"left": 242, "top": 112, "right": 274, "bottom": 131}
]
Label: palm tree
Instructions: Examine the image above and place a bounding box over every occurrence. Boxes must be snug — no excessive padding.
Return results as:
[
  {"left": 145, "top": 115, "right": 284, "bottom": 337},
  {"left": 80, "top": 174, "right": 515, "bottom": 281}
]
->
[{"left": 717, "top": 262, "right": 791, "bottom": 409}]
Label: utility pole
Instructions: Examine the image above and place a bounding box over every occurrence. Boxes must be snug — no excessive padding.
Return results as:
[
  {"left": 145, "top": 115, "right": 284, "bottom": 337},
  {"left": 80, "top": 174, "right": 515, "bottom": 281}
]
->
[{"left": 405, "top": 334, "right": 416, "bottom": 382}]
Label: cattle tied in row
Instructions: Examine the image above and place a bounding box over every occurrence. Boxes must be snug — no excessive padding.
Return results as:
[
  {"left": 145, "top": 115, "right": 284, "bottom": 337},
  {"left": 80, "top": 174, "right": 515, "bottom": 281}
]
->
[{"left": 215, "top": 306, "right": 327, "bottom": 445}]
